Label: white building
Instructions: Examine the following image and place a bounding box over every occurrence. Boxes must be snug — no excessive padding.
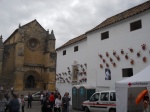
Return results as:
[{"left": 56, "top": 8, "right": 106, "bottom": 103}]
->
[
  {"left": 56, "top": 1, "right": 150, "bottom": 104},
  {"left": 56, "top": 34, "right": 88, "bottom": 98}
]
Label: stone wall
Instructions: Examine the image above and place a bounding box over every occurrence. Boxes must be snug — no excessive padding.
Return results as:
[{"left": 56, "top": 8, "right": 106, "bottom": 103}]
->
[{"left": 1, "top": 20, "right": 56, "bottom": 91}]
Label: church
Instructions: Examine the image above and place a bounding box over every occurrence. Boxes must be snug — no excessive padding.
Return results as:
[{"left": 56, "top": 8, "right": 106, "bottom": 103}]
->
[
  {"left": 0, "top": 20, "right": 56, "bottom": 91},
  {"left": 56, "top": 1, "right": 150, "bottom": 105}
]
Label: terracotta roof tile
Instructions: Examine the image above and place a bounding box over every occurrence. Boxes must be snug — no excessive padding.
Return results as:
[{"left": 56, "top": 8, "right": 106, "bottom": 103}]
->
[
  {"left": 56, "top": 34, "right": 86, "bottom": 50},
  {"left": 57, "top": 1, "right": 150, "bottom": 50},
  {"left": 86, "top": 1, "right": 150, "bottom": 33}
]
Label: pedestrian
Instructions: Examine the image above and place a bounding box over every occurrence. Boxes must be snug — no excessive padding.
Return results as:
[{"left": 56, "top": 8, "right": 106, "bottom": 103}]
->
[
  {"left": 40, "top": 93, "right": 44, "bottom": 105},
  {"left": 0, "top": 85, "right": 4, "bottom": 93},
  {"left": 5, "top": 87, "right": 9, "bottom": 95},
  {"left": 66, "top": 93, "right": 71, "bottom": 112},
  {"left": 27, "top": 92, "right": 33, "bottom": 108},
  {"left": 4, "top": 93, "right": 10, "bottom": 112},
  {"left": 143, "top": 96, "right": 150, "bottom": 112},
  {"left": 42, "top": 96, "right": 52, "bottom": 112},
  {"left": 54, "top": 89, "right": 59, "bottom": 99},
  {"left": 46, "top": 90, "right": 50, "bottom": 97},
  {"left": 17, "top": 94, "right": 22, "bottom": 112},
  {"left": 8, "top": 94, "right": 20, "bottom": 112},
  {"left": 0, "top": 93, "right": 8, "bottom": 112},
  {"left": 62, "top": 93, "right": 68, "bottom": 112},
  {"left": 49, "top": 92, "right": 55, "bottom": 110},
  {"left": 21, "top": 95, "right": 25, "bottom": 112},
  {"left": 10, "top": 87, "right": 14, "bottom": 95},
  {"left": 43, "top": 93, "right": 47, "bottom": 103},
  {"left": 54, "top": 94, "right": 61, "bottom": 112}
]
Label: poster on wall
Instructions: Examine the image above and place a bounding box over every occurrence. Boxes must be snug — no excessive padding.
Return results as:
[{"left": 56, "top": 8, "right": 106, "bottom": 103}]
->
[{"left": 105, "top": 68, "right": 111, "bottom": 80}]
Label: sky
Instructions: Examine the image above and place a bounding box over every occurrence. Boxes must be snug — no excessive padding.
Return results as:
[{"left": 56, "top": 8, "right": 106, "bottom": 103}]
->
[{"left": 0, "top": 0, "right": 148, "bottom": 48}]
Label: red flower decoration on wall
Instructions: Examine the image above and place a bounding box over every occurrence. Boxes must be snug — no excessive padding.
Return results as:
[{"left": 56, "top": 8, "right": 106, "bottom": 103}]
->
[
  {"left": 100, "top": 64, "right": 103, "bottom": 68},
  {"left": 113, "top": 50, "right": 116, "bottom": 56},
  {"left": 106, "top": 63, "right": 109, "bottom": 67},
  {"left": 137, "top": 51, "right": 140, "bottom": 57},
  {"left": 129, "top": 48, "right": 133, "bottom": 52},
  {"left": 106, "top": 52, "right": 109, "bottom": 57},
  {"left": 110, "top": 58, "right": 113, "bottom": 62},
  {"left": 130, "top": 59, "right": 134, "bottom": 65},
  {"left": 112, "top": 62, "right": 116, "bottom": 67},
  {"left": 141, "top": 44, "right": 146, "bottom": 50},
  {"left": 99, "top": 54, "right": 103, "bottom": 58},
  {"left": 143, "top": 57, "right": 147, "bottom": 62},
  {"left": 116, "top": 56, "right": 120, "bottom": 61},
  {"left": 121, "top": 49, "right": 124, "bottom": 54},
  {"left": 103, "top": 59, "right": 106, "bottom": 63},
  {"left": 125, "top": 54, "right": 128, "bottom": 59}
]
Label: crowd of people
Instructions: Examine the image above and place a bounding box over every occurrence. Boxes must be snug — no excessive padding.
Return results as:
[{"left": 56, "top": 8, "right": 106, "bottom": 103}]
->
[
  {"left": 0, "top": 88, "right": 71, "bottom": 112},
  {"left": 41, "top": 90, "right": 71, "bottom": 112},
  {"left": 0, "top": 92, "right": 25, "bottom": 112}
]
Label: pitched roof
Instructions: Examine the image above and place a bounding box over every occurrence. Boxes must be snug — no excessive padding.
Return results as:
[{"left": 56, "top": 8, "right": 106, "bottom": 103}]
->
[
  {"left": 86, "top": 1, "right": 150, "bottom": 33},
  {"left": 56, "top": 34, "right": 87, "bottom": 51},
  {"left": 56, "top": 1, "right": 150, "bottom": 50},
  {"left": 4, "top": 19, "right": 46, "bottom": 44}
]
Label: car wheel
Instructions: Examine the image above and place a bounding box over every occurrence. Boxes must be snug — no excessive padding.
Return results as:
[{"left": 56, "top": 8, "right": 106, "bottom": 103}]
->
[
  {"left": 85, "top": 106, "right": 90, "bottom": 112},
  {"left": 109, "top": 109, "right": 116, "bottom": 112}
]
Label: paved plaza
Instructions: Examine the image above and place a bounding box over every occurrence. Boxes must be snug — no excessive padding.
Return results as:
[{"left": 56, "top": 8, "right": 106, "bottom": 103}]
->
[{"left": 25, "top": 101, "right": 83, "bottom": 112}]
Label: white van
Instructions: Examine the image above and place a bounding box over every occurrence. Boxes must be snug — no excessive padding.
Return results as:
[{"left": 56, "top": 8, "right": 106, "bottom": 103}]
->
[{"left": 82, "top": 90, "right": 116, "bottom": 112}]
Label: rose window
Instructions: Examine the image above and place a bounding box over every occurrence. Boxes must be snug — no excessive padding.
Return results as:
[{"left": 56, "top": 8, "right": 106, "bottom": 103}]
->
[{"left": 27, "top": 38, "right": 39, "bottom": 51}]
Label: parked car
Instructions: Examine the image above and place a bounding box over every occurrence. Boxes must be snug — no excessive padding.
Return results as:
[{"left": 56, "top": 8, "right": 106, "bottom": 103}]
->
[
  {"left": 82, "top": 90, "right": 116, "bottom": 112},
  {"left": 24, "top": 91, "right": 42, "bottom": 101}
]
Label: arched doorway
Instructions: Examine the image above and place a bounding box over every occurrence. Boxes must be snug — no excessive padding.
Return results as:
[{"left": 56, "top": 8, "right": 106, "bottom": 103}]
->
[{"left": 25, "top": 75, "right": 36, "bottom": 88}]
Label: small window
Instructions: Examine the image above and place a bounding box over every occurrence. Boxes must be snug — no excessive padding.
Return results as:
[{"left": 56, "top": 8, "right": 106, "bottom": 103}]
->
[
  {"left": 90, "top": 93, "right": 100, "bottom": 102},
  {"left": 101, "top": 31, "right": 109, "bottom": 40},
  {"left": 122, "top": 68, "right": 133, "bottom": 77},
  {"left": 130, "top": 20, "right": 142, "bottom": 31},
  {"left": 74, "top": 46, "right": 78, "bottom": 52},
  {"left": 63, "top": 50, "right": 66, "bottom": 55},
  {"left": 101, "top": 92, "right": 109, "bottom": 101}
]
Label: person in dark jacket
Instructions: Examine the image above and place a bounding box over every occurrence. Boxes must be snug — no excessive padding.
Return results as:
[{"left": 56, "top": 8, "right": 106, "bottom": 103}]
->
[
  {"left": 62, "top": 92, "right": 71, "bottom": 112},
  {"left": 21, "top": 95, "right": 25, "bottom": 112},
  {"left": 8, "top": 94, "right": 20, "bottom": 112},
  {"left": 66, "top": 93, "right": 71, "bottom": 112},
  {"left": 27, "top": 92, "right": 33, "bottom": 108},
  {"left": 4, "top": 93, "right": 10, "bottom": 112},
  {"left": 0, "top": 93, "right": 8, "bottom": 112},
  {"left": 42, "top": 96, "right": 52, "bottom": 112}
]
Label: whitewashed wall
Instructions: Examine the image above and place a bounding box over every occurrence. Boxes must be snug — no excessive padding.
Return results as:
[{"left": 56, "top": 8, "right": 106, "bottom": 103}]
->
[
  {"left": 86, "top": 10, "right": 150, "bottom": 91},
  {"left": 56, "top": 10, "right": 150, "bottom": 104},
  {"left": 56, "top": 39, "right": 87, "bottom": 104}
]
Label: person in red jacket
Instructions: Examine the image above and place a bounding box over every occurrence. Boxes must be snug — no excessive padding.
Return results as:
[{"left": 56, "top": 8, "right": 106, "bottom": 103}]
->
[{"left": 49, "top": 92, "right": 55, "bottom": 110}]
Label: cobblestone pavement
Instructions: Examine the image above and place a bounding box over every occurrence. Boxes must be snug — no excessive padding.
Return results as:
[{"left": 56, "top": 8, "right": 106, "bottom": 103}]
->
[{"left": 25, "top": 101, "right": 83, "bottom": 112}]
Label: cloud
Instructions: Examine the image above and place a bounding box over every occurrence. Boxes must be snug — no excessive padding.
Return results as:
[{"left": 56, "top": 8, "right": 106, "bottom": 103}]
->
[{"left": 0, "top": 0, "right": 148, "bottom": 48}]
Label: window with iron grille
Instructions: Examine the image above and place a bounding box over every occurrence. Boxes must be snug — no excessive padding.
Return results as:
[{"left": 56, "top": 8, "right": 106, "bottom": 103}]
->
[
  {"left": 130, "top": 20, "right": 142, "bottom": 31},
  {"left": 101, "top": 31, "right": 109, "bottom": 40},
  {"left": 122, "top": 68, "right": 133, "bottom": 77},
  {"left": 74, "top": 46, "right": 78, "bottom": 52},
  {"left": 63, "top": 50, "right": 66, "bottom": 55}
]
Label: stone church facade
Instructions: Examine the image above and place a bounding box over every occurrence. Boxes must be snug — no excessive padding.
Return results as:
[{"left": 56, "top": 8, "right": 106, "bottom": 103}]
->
[{"left": 0, "top": 20, "right": 56, "bottom": 91}]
